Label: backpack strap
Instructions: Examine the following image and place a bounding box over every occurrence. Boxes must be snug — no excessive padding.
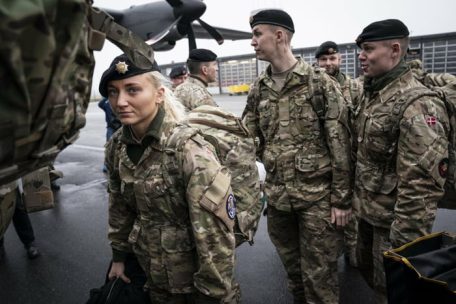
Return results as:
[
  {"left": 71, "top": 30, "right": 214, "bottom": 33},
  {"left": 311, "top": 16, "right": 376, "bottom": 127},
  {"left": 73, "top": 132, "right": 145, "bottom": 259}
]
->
[
  {"left": 389, "top": 87, "right": 441, "bottom": 138},
  {"left": 88, "top": 7, "right": 155, "bottom": 69},
  {"left": 162, "top": 125, "right": 201, "bottom": 194},
  {"left": 309, "top": 68, "right": 327, "bottom": 120}
]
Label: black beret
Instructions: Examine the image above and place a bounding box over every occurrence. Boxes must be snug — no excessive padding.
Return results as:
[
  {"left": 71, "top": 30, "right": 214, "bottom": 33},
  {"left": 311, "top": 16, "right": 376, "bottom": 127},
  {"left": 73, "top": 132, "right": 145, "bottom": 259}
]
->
[
  {"left": 99, "top": 54, "right": 160, "bottom": 98},
  {"left": 249, "top": 9, "right": 294, "bottom": 33},
  {"left": 169, "top": 66, "right": 187, "bottom": 78},
  {"left": 188, "top": 48, "right": 217, "bottom": 62},
  {"left": 356, "top": 19, "right": 409, "bottom": 47},
  {"left": 315, "top": 41, "right": 339, "bottom": 58}
]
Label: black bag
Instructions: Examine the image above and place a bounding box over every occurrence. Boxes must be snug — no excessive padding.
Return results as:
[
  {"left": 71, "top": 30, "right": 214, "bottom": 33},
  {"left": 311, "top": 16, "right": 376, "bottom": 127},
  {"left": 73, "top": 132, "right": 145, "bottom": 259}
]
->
[
  {"left": 87, "top": 255, "right": 150, "bottom": 304},
  {"left": 383, "top": 232, "right": 456, "bottom": 304}
]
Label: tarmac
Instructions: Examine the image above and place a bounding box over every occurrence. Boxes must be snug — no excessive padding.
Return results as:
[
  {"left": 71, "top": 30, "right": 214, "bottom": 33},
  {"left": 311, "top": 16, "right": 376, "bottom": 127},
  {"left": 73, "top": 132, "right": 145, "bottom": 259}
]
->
[{"left": 0, "top": 95, "right": 455, "bottom": 304}]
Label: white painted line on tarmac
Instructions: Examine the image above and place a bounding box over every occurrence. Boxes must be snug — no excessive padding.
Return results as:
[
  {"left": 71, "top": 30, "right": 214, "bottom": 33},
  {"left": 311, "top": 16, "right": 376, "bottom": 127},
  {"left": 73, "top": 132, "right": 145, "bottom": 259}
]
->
[{"left": 72, "top": 144, "right": 105, "bottom": 152}]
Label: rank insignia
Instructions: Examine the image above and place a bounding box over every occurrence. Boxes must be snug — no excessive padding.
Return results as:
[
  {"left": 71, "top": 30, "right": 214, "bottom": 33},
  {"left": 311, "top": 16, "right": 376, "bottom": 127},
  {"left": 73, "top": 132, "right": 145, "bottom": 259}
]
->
[
  {"left": 115, "top": 61, "right": 129, "bottom": 74},
  {"left": 426, "top": 115, "right": 437, "bottom": 126},
  {"left": 226, "top": 194, "right": 236, "bottom": 220},
  {"left": 439, "top": 158, "right": 449, "bottom": 178}
]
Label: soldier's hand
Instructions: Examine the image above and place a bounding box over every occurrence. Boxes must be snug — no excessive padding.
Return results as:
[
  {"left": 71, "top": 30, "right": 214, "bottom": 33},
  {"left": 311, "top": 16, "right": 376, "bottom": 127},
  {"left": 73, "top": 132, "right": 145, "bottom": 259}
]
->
[
  {"left": 331, "top": 207, "right": 352, "bottom": 228},
  {"left": 108, "top": 261, "right": 131, "bottom": 283}
]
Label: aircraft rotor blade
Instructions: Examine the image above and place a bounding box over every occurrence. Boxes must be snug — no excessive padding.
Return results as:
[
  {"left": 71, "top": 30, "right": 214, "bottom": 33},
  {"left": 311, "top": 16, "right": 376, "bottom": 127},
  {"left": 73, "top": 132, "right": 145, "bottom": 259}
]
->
[
  {"left": 187, "top": 25, "right": 197, "bottom": 51},
  {"left": 197, "top": 18, "right": 224, "bottom": 45},
  {"left": 166, "top": 0, "right": 183, "bottom": 7}
]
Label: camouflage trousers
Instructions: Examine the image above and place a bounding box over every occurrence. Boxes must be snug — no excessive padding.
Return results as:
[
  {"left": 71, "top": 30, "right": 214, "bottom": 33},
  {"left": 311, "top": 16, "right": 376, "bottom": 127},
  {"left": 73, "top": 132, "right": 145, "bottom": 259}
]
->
[
  {"left": 343, "top": 213, "right": 358, "bottom": 267},
  {"left": 357, "top": 219, "right": 390, "bottom": 304},
  {"left": 267, "top": 197, "right": 343, "bottom": 304},
  {"left": 146, "top": 278, "right": 240, "bottom": 304}
]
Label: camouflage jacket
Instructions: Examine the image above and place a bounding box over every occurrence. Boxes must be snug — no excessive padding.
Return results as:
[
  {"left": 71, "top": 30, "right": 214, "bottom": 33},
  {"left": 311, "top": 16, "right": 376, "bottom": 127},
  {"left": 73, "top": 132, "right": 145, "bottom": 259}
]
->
[
  {"left": 242, "top": 58, "right": 352, "bottom": 211},
  {"left": 105, "top": 111, "right": 235, "bottom": 299},
  {"left": 332, "top": 72, "right": 364, "bottom": 166},
  {"left": 174, "top": 75, "right": 217, "bottom": 111},
  {"left": 354, "top": 69, "right": 450, "bottom": 247},
  {"left": 333, "top": 72, "right": 363, "bottom": 109}
]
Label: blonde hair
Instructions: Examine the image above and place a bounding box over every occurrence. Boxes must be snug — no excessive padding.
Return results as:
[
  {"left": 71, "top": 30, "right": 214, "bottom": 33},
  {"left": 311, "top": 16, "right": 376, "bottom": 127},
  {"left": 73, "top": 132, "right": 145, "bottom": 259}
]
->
[{"left": 145, "top": 71, "right": 187, "bottom": 123}]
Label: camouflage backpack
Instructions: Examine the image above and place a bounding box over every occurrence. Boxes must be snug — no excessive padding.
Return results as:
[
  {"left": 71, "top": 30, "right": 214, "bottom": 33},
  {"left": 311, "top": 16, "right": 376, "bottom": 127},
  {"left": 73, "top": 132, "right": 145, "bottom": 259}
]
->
[
  {"left": 188, "top": 106, "right": 262, "bottom": 246},
  {"left": 163, "top": 106, "right": 261, "bottom": 246},
  {"left": 408, "top": 59, "right": 456, "bottom": 88},
  {"left": 388, "top": 84, "right": 456, "bottom": 210},
  {"left": 0, "top": 0, "right": 154, "bottom": 185}
]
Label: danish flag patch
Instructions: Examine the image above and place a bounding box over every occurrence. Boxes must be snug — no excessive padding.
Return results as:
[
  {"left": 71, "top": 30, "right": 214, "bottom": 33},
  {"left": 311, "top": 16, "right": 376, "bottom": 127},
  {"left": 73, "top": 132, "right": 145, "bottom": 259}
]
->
[{"left": 426, "top": 116, "right": 437, "bottom": 126}]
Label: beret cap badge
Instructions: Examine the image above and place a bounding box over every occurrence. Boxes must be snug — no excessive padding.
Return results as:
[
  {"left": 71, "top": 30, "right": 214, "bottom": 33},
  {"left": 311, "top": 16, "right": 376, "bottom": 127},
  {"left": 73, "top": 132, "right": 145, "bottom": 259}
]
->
[
  {"left": 99, "top": 54, "right": 160, "bottom": 98},
  {"left": 115, "top": 61, "right": 129, "bottom": 74}
]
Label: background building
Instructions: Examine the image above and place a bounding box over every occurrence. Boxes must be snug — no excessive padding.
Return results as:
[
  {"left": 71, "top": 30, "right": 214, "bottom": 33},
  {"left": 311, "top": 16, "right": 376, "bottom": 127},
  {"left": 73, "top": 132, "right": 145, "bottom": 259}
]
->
[{"left": 161, "top": 31, "right": 456, "bottom": 94}]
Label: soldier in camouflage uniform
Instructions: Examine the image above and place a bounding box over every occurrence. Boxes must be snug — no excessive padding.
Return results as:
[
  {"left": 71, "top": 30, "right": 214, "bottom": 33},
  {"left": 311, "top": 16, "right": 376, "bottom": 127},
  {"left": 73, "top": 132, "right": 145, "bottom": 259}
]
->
[
  {"left": 315, "top": 40, "right": 363, "bottom": 268},
  {"left": 354, "top": 19, "right": 450, "bottom": 303},
  {"left": 100, "top": 54, "right": 238, "bottom": 304},
  {"left": 316, "top": 41, "right": 363, "bottom": 109},
  {"left": 169, "top": 66, "right": 188, "bottom": 91},
  {"left": 174, "top": 49, "right": 218, "bottom": 111},
  {"left": 243, "top": 9, "right": 352, "bottom": 304}
]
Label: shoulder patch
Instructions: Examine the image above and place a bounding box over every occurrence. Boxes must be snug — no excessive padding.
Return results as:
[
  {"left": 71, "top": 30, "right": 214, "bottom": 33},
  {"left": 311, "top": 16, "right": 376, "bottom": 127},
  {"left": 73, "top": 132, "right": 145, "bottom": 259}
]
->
[{"left": 226, "top": 194, "right": 236, "bottom": 220}]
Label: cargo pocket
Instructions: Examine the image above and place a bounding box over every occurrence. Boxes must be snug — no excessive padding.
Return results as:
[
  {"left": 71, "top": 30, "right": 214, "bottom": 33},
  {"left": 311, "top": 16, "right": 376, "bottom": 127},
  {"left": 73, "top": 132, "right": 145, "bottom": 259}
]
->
[
  {"left": 295, "top": 149, "right": 331, "bottom": 173},
  {"left": 417, "top": 136, "right": 448, "bottom": 188},
  {"left": 258, "top": 99, "right": 272, "bottom": 132},
  {"left": 161, "top": 226, "right": 196, "bottom": 293},
  {"left": 365, "top": 118, "right": 396, "bottom": 162},
  {"left": 141, "top": 177, "right": 170, "bottom": 214},
  {"left": 120, "top": 180, "right": 135, "bottom": 197},
  {"left": 144, "top": 178, "right": 168, "bottom": 199},
  {"left": 358, "top": 163, "right": 397, "bottom": 195},
  {"left": 291, "top": 97, "right": 319, "bottom": 136},
  {"left": 293, "top": 149, "right": 332, "bottom": 201}
]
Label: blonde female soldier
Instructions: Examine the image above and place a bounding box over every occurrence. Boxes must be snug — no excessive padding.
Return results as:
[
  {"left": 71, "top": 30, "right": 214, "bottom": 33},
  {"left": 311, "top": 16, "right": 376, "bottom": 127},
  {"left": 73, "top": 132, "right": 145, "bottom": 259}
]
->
[{"left": 99, "top": 54, "right": 238, "bottom": 304}]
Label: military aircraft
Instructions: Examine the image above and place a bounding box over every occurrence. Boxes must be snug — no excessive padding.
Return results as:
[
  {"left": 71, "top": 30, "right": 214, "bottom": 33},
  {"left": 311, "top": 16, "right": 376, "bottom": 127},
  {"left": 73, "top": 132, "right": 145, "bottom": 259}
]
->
[{"left": 98, "top": 0, "right": 252, "bottom": 52}]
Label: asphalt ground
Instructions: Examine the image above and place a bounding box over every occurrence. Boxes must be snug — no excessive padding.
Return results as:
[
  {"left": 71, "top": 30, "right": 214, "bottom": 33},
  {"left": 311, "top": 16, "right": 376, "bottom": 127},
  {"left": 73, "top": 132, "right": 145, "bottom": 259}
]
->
[{"left": 1, "top": 95, "right": 455, "bottom": 304}]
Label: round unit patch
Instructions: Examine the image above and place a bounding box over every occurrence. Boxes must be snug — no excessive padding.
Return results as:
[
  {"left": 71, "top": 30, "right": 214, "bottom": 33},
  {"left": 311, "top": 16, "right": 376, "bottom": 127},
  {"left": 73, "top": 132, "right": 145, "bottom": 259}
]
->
[
  {"left": 439, "top": 158, "right": 449, "bottom": 178},
  {"left": 226, "top": 194, "right": 236, "bottom": 220}
]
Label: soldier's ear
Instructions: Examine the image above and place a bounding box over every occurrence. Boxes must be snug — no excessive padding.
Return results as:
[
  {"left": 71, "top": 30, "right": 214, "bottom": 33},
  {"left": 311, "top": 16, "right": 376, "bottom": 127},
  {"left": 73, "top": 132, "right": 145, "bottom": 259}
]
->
[
  {"left": 275, "top": 29, "right": 284, "bottom": 42},
  {"left": 156, "top": 87, "right": 165, "bottom": 105},
  {"left": 201, "top": 64, "right": 209, "bottom": 76},
  {"left": 391, "top": 42, "right": 401, "bottom": 59}
]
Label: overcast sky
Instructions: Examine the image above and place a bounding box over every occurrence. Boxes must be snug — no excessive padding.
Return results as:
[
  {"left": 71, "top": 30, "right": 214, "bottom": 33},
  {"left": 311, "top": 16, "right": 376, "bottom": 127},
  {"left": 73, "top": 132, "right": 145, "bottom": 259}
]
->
[{"left": 91, "top": 0, "right": 456, "bottom": 95}]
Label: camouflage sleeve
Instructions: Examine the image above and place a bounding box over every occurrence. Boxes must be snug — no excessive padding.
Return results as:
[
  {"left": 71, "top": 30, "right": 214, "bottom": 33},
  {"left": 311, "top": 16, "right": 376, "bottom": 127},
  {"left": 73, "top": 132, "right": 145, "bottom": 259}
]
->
[
  {"left": 105, "top": 134, "right": 135, "bottom": 261},
  {"left": 390, "top": 97, "right": 449, "bottom": 247},
  {"left": 182, "top": 135, "right": 236, "bottom": 300},
  {"left": 242, "top": 82, "right": 264, "bottom": 158},
  {"left": 321, "top": 74, "right": 353, "bottom": 209}
]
